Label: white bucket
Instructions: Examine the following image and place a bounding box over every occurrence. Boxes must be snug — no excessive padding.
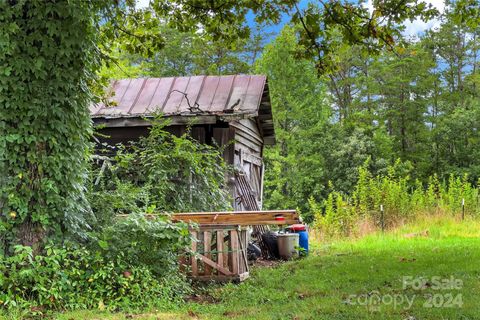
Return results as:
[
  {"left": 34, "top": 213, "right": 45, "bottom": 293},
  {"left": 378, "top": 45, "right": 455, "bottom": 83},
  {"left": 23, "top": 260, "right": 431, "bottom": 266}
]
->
[{"left": 277, "top": 233, "right": 299, "bottom": 260}]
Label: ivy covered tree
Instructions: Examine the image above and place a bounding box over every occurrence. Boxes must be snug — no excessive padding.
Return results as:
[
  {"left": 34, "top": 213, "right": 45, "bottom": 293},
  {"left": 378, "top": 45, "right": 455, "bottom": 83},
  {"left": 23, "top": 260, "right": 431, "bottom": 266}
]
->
[{"left": 0, "top": 1, "right": 102, "bottom": 253}]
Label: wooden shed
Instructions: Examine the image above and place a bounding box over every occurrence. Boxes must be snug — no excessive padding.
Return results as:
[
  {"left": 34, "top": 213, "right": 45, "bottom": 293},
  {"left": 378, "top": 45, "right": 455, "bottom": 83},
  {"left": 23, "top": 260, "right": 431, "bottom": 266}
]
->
[{"left": 90, "top": 75, "right": 275, "bottom": 210}]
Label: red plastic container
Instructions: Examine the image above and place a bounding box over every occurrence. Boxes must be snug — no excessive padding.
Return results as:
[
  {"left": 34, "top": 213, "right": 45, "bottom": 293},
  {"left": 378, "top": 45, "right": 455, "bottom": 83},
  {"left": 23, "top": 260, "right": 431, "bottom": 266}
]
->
[{"left": 287, "top": 224, "right": 307, "bottom": 232}]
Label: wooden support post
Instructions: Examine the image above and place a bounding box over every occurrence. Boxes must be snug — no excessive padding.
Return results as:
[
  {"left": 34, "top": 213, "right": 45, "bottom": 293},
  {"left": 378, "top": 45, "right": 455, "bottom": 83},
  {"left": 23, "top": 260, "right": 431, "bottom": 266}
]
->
[
  {"left": 217, "top": 231, "right": 225, "bottom": 269},
  {"left": 238, "top": 229, "right": 249, "bottom": 273},
  {"left": 179, "top": 255, "right": 187, "bottom": 273},
  {"left": 230, "top": 229, "right": 239, "bottom": 275},
  {"left": 191, "top": 231, "right": 198, "bottom": 277},
  {"left": 204, "top": 231, "right": 212, "bottom": 275}
]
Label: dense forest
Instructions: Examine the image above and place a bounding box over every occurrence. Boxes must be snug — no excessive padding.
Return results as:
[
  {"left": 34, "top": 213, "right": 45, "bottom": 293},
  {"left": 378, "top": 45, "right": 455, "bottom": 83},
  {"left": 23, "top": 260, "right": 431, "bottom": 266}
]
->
[{"left": 103, "top": 4, "right": 480, "bottom": 220}]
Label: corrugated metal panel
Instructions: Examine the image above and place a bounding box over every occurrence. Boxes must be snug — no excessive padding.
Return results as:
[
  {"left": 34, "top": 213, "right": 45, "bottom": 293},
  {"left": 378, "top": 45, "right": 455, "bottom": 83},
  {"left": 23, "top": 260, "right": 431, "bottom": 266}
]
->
[
  {"left": 91, "top": 75, "right": 267, "bottom": 118},
  {"left": 130, "top": 78, "right": 160, "bottom": 115},
  {"left": 209, "top": 75, "right": 235, "bottom": 113}
]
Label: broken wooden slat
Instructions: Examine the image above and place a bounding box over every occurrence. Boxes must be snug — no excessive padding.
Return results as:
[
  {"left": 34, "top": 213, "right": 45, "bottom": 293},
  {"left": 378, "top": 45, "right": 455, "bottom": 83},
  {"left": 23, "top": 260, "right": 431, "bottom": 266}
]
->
[{"left": 198, "top": 255, "right": 233, "bottom": 276}]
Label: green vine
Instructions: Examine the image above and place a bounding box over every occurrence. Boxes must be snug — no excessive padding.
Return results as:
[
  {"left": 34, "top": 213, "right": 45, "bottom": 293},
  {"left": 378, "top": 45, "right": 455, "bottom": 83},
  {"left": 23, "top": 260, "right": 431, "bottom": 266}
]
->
[{"left": 0, "top": 1, "right": 101, "bottom": 253}]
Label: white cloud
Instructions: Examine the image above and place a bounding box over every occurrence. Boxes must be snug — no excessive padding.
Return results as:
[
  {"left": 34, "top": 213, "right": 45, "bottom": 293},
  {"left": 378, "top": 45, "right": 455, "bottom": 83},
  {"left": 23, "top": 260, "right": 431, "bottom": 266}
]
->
[
  {"left": 364, "top": 0, "right": 446, "bottom": 37},
  {"left": 403, "top": 0, "right": 445, "bottom": 37},
  {"left": 135, "top": 0, "right": 150, "bottom": 9}
]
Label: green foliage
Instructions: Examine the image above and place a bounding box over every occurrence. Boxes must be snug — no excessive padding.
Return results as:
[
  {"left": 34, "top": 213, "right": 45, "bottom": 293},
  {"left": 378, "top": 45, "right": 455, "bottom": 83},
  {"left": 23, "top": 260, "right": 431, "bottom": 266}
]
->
[
  {"left": 1, "top": 0, "right": 462, "bottom": 316},
  {"left": 312, "top": 161, "right": 480, "bottom": 237},
  {"left": 0, "top": 0, "right": 452, "bottom": 255},
  {"left": 253, "top": 4, "right": 480, "bottom": 225},
  {"left": 99, "top": 26, "right": 259, "bottom": 79},
  {"left": 326, "top": 6, "right": 480, "bottom": 183},
  {"left": 87, "top": 179, "right": 151, "bottom": 228},
  {"left": 61, "top": 218, "right": 480, "bottom": 319},
  {"left": 154, "top": 0, "right": 439, "bottom": 73},
  {"left": 313, "top": 191, "right": 355, "bottom": 238},
  {"left": 89, "top": 117, "right": 231, "bottom": 223},
  {"left": 0, "top": 212, "right": 192, "bottom": 314},
  {"left": 98, "top": 0, "right": 443, "bottom": 79},
  {"left": 255, "top": 26, "right": 331, "bottom": 221},
  {"left": 0, "top": 0, "right": 104, "bottom": 253},
  {"left": 0, "top": 243, "right": 190, "bottom": 316},
  {"left": 96, "top": 214, "right": 192, "bottom": 278}
]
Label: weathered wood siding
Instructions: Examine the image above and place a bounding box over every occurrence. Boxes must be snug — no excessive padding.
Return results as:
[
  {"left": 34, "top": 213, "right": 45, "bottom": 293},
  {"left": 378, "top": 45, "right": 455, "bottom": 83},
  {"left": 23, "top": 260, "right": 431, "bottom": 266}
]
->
[
  {"left": 231, "top": 119, "right": 263, "bottom": 157},
  {"left": 231, "top": 119, "right": 265, "bottom": 209},
  {"left": 212, "top": 127, "right": 235, "bottom": 165}
]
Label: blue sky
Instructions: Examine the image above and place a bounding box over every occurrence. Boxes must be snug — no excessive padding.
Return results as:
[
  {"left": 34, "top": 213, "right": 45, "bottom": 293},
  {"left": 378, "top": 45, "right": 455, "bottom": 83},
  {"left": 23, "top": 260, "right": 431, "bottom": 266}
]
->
[{"left": 135, "top": 0, "right": 446, "bottom": 38}]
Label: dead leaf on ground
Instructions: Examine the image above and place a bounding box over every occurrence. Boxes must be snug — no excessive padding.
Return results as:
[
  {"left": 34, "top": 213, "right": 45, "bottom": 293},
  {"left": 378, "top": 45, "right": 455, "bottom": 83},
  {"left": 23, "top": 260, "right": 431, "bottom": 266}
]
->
[
  {"left": 188, "top": 310, "right": 199, "bottom": 318},
  {"left": 399, "top": 257, "right": 417, "bottom": 262}
]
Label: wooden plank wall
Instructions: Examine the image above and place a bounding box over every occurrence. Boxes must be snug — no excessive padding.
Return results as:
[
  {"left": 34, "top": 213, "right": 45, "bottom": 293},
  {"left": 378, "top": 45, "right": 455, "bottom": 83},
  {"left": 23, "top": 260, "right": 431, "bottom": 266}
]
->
[
  {"left": 231, "top": 119, "right": 265, "bottom": 210},
  {"left": 231, "top": 119, "right": 263, "bottom": 157},
  {"left": 212, "top": 127, "right": 235, "bottom": 165}
]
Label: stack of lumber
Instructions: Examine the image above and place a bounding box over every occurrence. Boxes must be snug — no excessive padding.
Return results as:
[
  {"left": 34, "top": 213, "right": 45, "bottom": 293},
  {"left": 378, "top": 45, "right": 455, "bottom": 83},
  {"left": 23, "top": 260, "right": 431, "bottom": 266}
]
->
[{"left": 234, "top": 170, "right": 272, "bottom": 256}]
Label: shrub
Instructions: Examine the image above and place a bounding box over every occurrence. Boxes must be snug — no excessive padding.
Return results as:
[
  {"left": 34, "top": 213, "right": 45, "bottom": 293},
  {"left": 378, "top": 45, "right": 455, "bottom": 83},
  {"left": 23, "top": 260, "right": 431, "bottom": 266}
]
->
[
  {"left": 313, "top": 192, "right": 355, "bottom": 237},
  {"left": 0, "top": 214, "right": 192, "bottom": 315},
  {"left": 88, "top": 117, "right": 232, "bottom": 228},
  {"left": 312, "top": 160, "right": 480, "bottom": 237},
  {"left": 95, "top": 213, "right": 192, "bottom": 278},
  {"left": 0, "top": 244, "right": 190, "bottom": 316}
]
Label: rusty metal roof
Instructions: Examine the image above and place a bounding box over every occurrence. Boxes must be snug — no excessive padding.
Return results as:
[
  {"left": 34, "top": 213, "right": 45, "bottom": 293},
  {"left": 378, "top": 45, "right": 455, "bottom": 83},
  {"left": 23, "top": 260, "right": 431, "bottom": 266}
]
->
[
  {"left": 91, "top": 75, "right": 268, "bottom": 118},
  {"left": 91, "top": 75, "right": 274, "bottom": 144}
]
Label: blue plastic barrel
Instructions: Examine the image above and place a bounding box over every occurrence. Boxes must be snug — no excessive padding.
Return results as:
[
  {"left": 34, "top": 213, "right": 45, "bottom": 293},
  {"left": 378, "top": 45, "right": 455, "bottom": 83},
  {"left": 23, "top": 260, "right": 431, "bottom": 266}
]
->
[
  {"left": 287, "top": 224, "right": 309, "bottom": 255},
  {"left": 297, "top": 230, "right": 309, "bottom": 255}
]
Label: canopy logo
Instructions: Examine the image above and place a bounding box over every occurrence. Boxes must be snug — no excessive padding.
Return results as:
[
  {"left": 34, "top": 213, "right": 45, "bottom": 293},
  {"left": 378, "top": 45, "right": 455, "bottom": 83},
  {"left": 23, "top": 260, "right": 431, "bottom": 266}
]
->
[{"left": 345, "top": 275, "right": 463, "bottom": 311}]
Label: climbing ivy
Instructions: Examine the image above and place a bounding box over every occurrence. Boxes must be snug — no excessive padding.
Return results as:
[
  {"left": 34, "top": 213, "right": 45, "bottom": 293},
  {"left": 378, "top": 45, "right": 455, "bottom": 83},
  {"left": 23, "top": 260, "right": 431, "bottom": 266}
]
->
[{"left": 0, "top": 1, "right": 102, "bottom": 253}]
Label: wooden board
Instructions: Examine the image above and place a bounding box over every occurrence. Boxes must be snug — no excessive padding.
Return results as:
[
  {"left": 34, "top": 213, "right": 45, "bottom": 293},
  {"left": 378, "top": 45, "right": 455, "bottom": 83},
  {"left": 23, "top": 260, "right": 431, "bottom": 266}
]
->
[
  {"left": 212, "top": 127, "right": 235, "bottom": 165},
  {"left": 171, "top": 210, "right": 299, "bottom": 226},
  {"left": 234, "top": 132, "right": 262, "bottom": 153},
  {"left": 118, "top": 210, "right": 299, "bottom": 226},
  {"left": 191, "top": 230, "right": 198, "bottom": 276},
  {"left": 203, "top": 231, "right": 212, "bottom": 275},
  {"left": 190, "top": 272, "right": 249, "bottom": 283}
]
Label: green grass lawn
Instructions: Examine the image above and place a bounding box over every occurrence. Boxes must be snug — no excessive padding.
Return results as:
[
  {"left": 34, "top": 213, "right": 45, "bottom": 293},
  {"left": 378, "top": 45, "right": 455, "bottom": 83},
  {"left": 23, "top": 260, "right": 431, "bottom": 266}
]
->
[{"left": 10, "top": 216, "right": 480, "bottom": 319}]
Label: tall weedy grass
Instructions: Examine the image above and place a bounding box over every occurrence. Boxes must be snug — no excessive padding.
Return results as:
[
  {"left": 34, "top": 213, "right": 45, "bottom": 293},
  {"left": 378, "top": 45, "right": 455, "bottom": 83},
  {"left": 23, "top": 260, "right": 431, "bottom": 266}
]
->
[{"left": 312, "top": 160, "right": 480, "bottom": 238}]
